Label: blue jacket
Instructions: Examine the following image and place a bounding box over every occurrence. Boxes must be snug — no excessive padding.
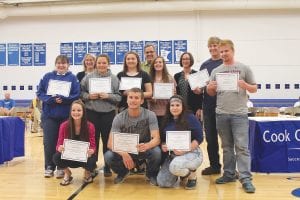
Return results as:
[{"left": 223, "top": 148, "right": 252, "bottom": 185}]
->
[{"left": 37, "top": 71, "right": 80, "bottom": 119}]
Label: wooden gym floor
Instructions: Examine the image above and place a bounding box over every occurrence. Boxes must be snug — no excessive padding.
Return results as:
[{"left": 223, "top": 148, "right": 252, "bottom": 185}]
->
[{"left": 0, "top": 130, "right": 299, "bottom": 200}]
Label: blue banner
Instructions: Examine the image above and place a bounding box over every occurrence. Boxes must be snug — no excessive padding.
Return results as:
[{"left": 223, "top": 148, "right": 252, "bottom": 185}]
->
[
  {"left": 8, "top": 43, "right": 19, "bottom": 66},
  {"left": 102, "top": 41, "right": 115, "bottom": 64},
  {"left": 0, "top": 44, "right": 6, "bottom": 66},
  {"left": 116, "top": 41, "right": 129, "bottom": 64},
  {"left": 20, "top": 43, "right": 33, "bottom": 66},
  {"left": 159, "top": 40, "right": 173, "bottom": 64},
  {"left": 88, "top": 42, "right": 101, "bottom": 57},
  {"left": 173, "top": 40, "right": 187, "bottom": 64},
  {"left": 249, "top": 119, "right": 300, "bottom": 172},
  {"left": 130, "top": 41, "right": 144, "bottom": 62},
  {"left": 74, "top": 42, "right": 87, "bottom": 65},
  {"left": 33, "top": 43, "right": 46, "bottom": 66},
  {"left": 60, "top": 42, "right": 73, "bottom": 65}
]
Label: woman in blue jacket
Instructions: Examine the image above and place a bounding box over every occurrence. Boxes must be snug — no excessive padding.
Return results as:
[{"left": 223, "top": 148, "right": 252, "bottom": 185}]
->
[{"left": 37, "top": 55, "right": 80, "bottom": 178}]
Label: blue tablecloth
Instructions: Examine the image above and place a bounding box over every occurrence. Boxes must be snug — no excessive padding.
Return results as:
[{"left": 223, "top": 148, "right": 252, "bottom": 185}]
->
[
  {"left": 249, "top": 117, "right": 300, "bottom": 173},
  {"left": 0, "top": 117, "right": 25, "bottom": 164}
]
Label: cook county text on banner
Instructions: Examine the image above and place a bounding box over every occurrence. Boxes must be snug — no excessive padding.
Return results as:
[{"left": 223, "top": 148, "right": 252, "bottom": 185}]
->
[{"left": 249, "top": 117, "right": 300, "bottom": 173}]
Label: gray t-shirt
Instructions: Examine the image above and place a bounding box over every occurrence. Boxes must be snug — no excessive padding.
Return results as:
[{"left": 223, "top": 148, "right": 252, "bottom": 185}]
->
[
  {"left": 210, "top": 62, "right": 256, "bottom": 115},
  {"left": 111, "top": 107, "right": 159, "bottom": 143}
]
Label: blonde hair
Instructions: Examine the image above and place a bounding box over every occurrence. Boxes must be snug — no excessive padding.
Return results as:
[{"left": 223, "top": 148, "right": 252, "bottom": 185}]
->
[
  {"left": 219, "top": 39, "right": 235, "bottom": 51},
  {"left": 207, "top": 36, "right": 221, "bottom": 46}
]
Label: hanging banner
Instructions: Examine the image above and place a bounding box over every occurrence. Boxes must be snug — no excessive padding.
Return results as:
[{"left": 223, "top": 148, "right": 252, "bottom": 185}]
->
[
  {"left": 130, "top": 41, "right": 144, "bottom": 62},
  {"left": 116, "top": 41, "right": 129, "bottom": 64},
  {"left": 159, "top": 40, "right": 173, "bottom": 64},
  {"left": 88, "top": 42, "right": 101, "bottom": 57},
  {"left": 102, "top": 41, "right": 115, "bottom": 64},
  {"left": 33, "top": 43, "right": 46, "bottom": 66},
  {"left": 20, "top": 43, "right": 33, "bottom": 66},
  {"left": 0, "top": 44, "right": 6, "bottom": 66},
  {"left": 74, "top": 42, "right": 87, "bottom": 65},
  {"left": 8, "top": 43, "right": 19, "bottom": 66},
  {"left": 174, "top": 40, "right": 187, "bottom": 64},
  {"left": 60, "top": 42, "right": 73, "bottom": 65}
]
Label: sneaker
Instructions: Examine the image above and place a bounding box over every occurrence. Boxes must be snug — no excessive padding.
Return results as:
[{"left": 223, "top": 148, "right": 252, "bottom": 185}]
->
[
  {"left": 114, "top": 172, "right": 129, "bottom": 184},
  {"left": 104, "top": 166, "right": 112, "bottom": 177},
  {"left": 91, "top": 169, "right": 99, "bottom": 177},
  {"left": 185, "top": 179, "right": 197, "bottom": 190},
  {"left": 56, "top": 169, "right": 65, "bottom": 179},
  {"left": 201, "top": 167, "right": 221, "bottom": 175},
  {"left": 215, "top": 175, "right": 237, "bottom": 184},
  {"left": 149, "top": 176, "right": 158, "bottom": 186},
  {"left": 242, "top": 182, "right": 256, "bottom": 193},
  {"left": 44, "top": 169, "right": 54, "bottom": 178}
]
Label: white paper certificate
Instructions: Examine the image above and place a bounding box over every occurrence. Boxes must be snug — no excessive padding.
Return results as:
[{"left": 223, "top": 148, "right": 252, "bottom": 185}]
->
[
  {"left": 166, "top": 131, "right": 191, "bottom": 151},
  {"left": 89, "top": 77, "right": 112, "bottom": 94},
  {"left": 188, "top": 69, "right": 210, "bottom": 90},
  {"left": 61, "top": 139, "right": 90, "bottom": 163},
  {"left": 216, "top": 72, "right": 239, "bottom": 91},
  {"left": 47, "top": 79, "right": 71, "bottom": 97},
  {"left": 119, "top": 77, "right": 142, "bottom": 90},
  {"left": 112, "top": 132, "right": 139, "bottom": 154},
  {"left": 153, "top": 83, "right": 174, "bottom": 99}
]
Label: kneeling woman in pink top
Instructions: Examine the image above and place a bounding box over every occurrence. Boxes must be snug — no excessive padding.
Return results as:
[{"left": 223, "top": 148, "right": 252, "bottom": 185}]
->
[{"left": 53, "top": 100, "right": 97, "bottom": 186}]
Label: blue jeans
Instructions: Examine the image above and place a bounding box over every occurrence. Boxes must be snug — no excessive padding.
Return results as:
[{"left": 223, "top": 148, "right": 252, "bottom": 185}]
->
[
  {"left": 157, "top": 148, "right": 203, "bottom": 187},
  {"left": 42, "top": 116, "right": 65, "bottom": 170},
  {"left": 104, "top": 146, "right": 161, "bottom": 177},
  {"left": 216, "top": 113, "right": 252, "bottom": 183}
]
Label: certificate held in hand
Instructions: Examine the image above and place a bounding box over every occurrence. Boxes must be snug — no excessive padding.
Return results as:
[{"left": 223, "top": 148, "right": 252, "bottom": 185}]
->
[
  {"left": 153, "top": 83, "right": 174, "bottom": 99},
  {"left": 61, "top": 139, "right": 90, "bottom": 163},
  {"left": 216, "top": 72, "right": 239, "bottom": 91},
  {"left": 166, "top": 131, "right": 191, "bottom": 151},
  {"left": 112, "top": 132, "right": 139, "bottom": 155},
  {"left": 188, "top": 69, "right": 210, "bottom": 90}
]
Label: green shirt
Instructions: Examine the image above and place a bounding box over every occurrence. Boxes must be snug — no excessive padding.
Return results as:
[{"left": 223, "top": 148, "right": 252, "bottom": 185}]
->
[{"left": 141, "top": 61, "right": 151, "bottom": 74}]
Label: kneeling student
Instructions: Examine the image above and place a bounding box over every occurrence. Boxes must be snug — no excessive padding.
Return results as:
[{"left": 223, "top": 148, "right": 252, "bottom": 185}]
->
[{"left": 53, "top": 100, "right": 97, "bottom": 186}]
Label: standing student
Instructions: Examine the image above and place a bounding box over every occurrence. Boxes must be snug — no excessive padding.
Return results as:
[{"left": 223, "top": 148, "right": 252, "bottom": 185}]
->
[
  {"left": 207, "top": 39, "right": 257, "bottom": 193},
  {"left": 157, "top": 95, "right": 203, "bottom": 189},
  {"left": 199, "top": 36, "right": 223, "bottom": 175},
  {"left": 141, "top": 44, "right": 157, "bottom": 74},
  {"left": 117, "top": 51, "right": 152, "bottom": 111},
  {"left": 104, "top": 88, "right": 161, "bottom": 186},
  {"left": 80, "top": 54, "right": 121, "bottom": 177},
  {"left": 148, "top": 56, "right": 176, "bottom": 127},
  {"left": 174, "top": 52, "right": 202, "bottom": 118},
  {"left": 37, "top": 55, "right": 80, "bottom": 178},
  {"left": 53, "top": 100, "right": 97, "bottom": 186},
  {"left": 76, "top": 53, "right": 96, "bottom": 83}
]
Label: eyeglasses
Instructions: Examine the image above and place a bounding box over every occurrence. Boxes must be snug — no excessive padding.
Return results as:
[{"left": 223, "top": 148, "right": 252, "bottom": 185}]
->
[
  {"left": 145, "top": 51, "right": 155, "bottom": 54},
  {"left": 182, "top": 58, "right": 190, "bottom": 60}
]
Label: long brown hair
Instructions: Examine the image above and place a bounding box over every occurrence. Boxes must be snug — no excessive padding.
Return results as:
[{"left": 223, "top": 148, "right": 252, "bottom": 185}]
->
[
  {"left": 122, "top": 51, "right": 141, "bottom": 72},
  {"left": 67, "top": 100, "right": 89, "bottom": 142},
  {"left": 160, "top": 95, "right": 191, "bottom": 133},
  {"left": 149, "top": 56, "right": 171, "bottom": 83}
]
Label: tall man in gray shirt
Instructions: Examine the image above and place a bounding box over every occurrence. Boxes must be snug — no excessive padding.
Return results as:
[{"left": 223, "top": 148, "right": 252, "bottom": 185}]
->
[
  {"left": 207, "top": 39, "right": 257, "bottom": 193},
  {"left": 105, "top": 88, "right": 161, "bottom": 186}
]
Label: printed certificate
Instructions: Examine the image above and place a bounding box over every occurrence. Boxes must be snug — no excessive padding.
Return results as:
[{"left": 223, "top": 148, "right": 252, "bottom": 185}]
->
[
  {"left": 119, "top": 77, "right": 142, "bottom": 90},
  {"left": 166, "top": 131, "right": 191, "bottom": 151},
  {"left": 89, "top": 77, "right": 112, "bottom": 93},
  {"left": 61, "top": 139, "right": 90, "bottom": 163},
  {"left": 112, "top": 132, "right": 139, "bottom": 154},
  {"left": 47, "top": 79, "right": 71, "bottom": 97},
  {"left": 188, "top": 69, "right": 210, "bottom": 90},
  {"left": 153, "top": 83, "right": 174, "bottom": 99},
  {"left": 216, "top": 72, "right": 239, "bottom": 91}
]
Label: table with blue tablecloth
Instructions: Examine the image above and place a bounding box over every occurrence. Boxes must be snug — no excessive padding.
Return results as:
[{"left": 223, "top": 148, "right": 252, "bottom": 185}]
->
[
  {"left": 0, "top": 117, "right": 25, "bottom": 164},
  {"left": 249, "top": 117, "right": 300, "bottom": 173}
]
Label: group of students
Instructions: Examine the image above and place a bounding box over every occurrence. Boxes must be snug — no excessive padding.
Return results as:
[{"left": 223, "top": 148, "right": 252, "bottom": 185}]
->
[{"left": 36, "top": 36, "right": 257, "bottom": 193}]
